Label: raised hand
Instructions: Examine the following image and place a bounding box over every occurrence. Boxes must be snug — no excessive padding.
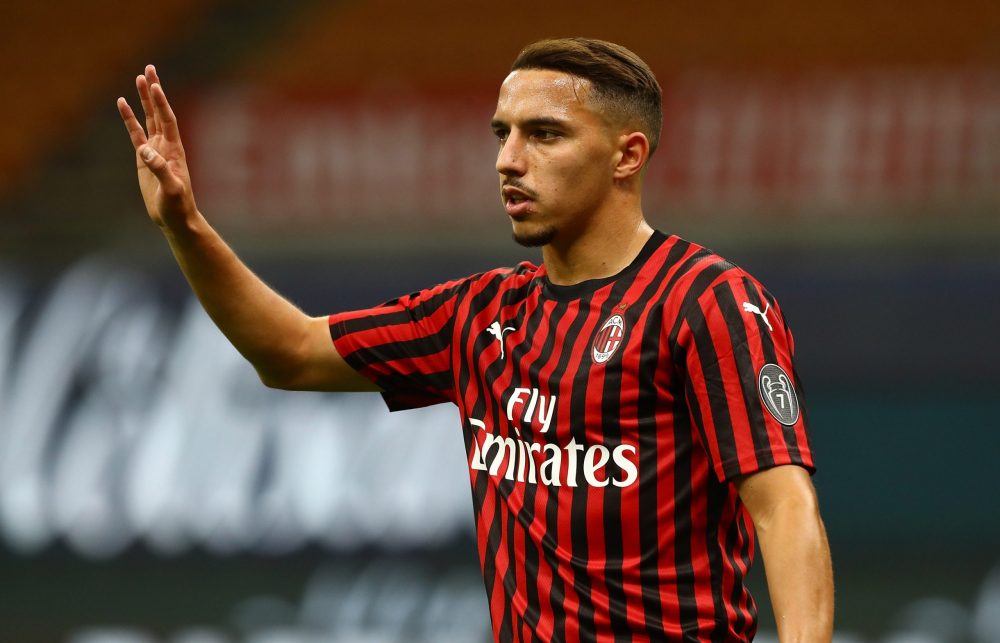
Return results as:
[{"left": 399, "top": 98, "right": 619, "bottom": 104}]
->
[{"left": 117, "top": 65, "right": 198, "bottom": 229}]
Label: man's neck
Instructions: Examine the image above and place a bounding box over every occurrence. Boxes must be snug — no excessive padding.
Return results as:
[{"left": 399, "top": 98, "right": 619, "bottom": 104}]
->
[{"left": 542, "top": 215, "right": 655, "bottom": 286}]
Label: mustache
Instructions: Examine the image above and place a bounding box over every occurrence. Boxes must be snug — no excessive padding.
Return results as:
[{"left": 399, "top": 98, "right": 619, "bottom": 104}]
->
[{"left": 502, "top": 179, "right": 537, "bottom": 199}]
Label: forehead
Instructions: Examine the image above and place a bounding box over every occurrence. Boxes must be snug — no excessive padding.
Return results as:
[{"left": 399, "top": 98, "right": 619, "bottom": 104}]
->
[{"left": 493, "top": 69, "right": 600, "bottom": 123}]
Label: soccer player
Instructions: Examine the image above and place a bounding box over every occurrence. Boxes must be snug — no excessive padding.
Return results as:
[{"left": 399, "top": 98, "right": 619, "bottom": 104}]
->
[{"left": 118, "top": 38, "right": 833, "bottom": 642}]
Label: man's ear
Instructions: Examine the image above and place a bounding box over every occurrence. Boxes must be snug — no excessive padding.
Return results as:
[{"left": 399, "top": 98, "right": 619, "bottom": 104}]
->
[{"left": 612, "top": 131, "right": 650, "bottom": 181}]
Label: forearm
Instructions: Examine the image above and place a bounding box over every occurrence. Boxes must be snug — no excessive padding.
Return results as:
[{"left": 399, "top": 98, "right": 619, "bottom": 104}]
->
[
  {"left": 118, "top": 70, "right": 377, "bottom": 391},
  {"left": 119, "top": 69, "right": 371, "bottom": 392},
  {"left": 162, "top": 211, "right": 314, "bottom": 386},
  {"left": 756, "top": 501, "right": 834, "bottom": 642}
]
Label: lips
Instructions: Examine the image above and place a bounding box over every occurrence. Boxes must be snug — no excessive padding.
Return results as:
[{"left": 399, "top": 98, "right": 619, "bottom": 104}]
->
[
  {"left": 505, "top": 197, "right": 533, "bottom": 218},
  {"left": 502, "top": 185, "right": 535, "bottom": 218}
]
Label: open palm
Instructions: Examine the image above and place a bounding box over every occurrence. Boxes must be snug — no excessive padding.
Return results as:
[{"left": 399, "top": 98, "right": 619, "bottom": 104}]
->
[{"left": 117, "top": 65, "right": 197, "bottom": 228}]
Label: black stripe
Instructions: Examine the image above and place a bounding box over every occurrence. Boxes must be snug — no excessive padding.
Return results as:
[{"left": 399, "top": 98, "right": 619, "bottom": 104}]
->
[
  {"left": 723, "top": 503, "right": 749, "bottom": 636},
  {"left": 685, "top": 301, "right": 740, "bottom": 475},
  {"left": 713, "top": 282, "right": 775, "bottom": 473},
  {"left": 738, "top": 278, "right": 774, "bottom": 341},
  {"left": 346, "top": 329, "right": 452, "bottom": 369},
  {"left": 331, "top": 274, "right": 480, "bottom": 393},
  {"left": 337, "top": 275, "right": 475, "bottom": 334},
  {"left": 497, "top": 289, "right": 553, "bottom": 639},
  {"left": 667, "top": 256, "right": 737, "bottom": 351},
  {"left": 672, "top": 388, "right": 701, "bottom": 640},
  {"left": 703, "top": 479, "right": 730, "bottom": 642},
  {"left": 376, "top": 369, "right": 452, "bottom": 397},
  {"left": 518, "top": 298, "right": 569, "bottom": 638},
  {"left": 456, "top": 269, "right": 528, "bottom": 416},
  {"left": 337, "top": 308, "right": 412, "bottom": 335},
  {"left": 463, "top": 274, "right": 540, "bottom": 641},
  {"left": 599, "top": 282, "right": 642, "bottom": 641},
  {"left": 630, "top": 236, "right": 694, "bottom": 637},
  {"left": 736, "top": 513, "right": 758, "bottom": 632},
  {"left": 542, "top": 299, "right": 591, "bottom": 642},
  {"left": 478, "top": 280, "right": 538, "bottom": 641},
  {"left": 740, "top": 278, "right": 805, "bottom": 460},
  {"left": 452, "top": 274, "right": 493, "bottom": 630},
  {"left": 498, "top": 507, "right": 516, "bottom": 642},
  {"left": 480, "top": 281, "right": 539, "bottom": 386},
  {"left": 458, "top": 275, "right": 517, "bottom": 621},
  {"left": 789, "top": 364, "right": 811, "bottom": 460},
  {"left": 570, "top": 278, "right": 633, "bottom": 641}
]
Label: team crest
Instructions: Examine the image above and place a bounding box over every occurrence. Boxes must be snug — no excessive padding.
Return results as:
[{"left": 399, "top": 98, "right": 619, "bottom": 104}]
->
[
  {"left": 757, "top": 363, "right": 800, "bottom": 426},
  {"left": 592, "top": 314, "right": 626, "bottom": 364}
]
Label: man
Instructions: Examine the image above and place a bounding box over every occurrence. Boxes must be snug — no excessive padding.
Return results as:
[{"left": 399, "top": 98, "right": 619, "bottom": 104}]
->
[{"left": 118, "top": 38, "right": 833, "bottom": 642}]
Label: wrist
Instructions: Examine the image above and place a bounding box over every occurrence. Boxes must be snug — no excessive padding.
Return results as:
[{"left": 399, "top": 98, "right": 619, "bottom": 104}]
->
[{"left": 161, "top": 208, "right": 208, "bottom": 242}]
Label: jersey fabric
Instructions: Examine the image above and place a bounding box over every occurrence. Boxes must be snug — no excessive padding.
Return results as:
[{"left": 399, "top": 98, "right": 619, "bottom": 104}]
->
[{"left": 328, "top": 231, "right": 815, "bottom": 642}]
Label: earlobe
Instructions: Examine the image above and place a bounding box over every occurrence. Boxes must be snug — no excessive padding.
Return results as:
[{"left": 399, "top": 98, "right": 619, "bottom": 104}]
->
[{"left": 613, "top": 132, "right": 650, "bottom": 180}]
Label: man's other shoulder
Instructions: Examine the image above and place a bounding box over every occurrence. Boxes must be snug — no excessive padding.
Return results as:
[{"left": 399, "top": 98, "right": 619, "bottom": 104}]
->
[{"left": 659, "top": 235, "right": 751, "bottom": 302}]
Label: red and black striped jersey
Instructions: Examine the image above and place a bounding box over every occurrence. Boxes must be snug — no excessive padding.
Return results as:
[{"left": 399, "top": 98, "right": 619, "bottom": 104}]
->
[{"left": 329, "top": 231, "right": 815, "bottom": 642}]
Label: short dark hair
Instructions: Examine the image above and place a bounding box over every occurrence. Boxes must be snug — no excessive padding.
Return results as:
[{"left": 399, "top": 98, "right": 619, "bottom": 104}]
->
[{"left": 511, "top": 38, "right": 663, "bottom": 154}]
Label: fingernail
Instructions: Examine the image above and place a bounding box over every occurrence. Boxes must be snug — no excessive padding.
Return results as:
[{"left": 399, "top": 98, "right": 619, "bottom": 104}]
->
[{"left": 140, "top": 147, "right": 155, "bottom": 162}]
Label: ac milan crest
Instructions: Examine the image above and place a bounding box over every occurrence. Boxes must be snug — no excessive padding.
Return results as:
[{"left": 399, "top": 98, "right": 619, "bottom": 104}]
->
[{"left": 592, "top": 314, "right": 626, "bottom": 364}]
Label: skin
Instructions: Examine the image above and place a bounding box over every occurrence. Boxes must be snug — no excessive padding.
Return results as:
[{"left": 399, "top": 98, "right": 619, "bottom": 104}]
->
[
  {"left": 491, "top": 69, "right": 655, "bottom": 285},
  {"left": 738, "top": 466, "right": 835, "bottom": 642},
  {"left": 118, "top": 64, "right": 833, "bottom": 641}
]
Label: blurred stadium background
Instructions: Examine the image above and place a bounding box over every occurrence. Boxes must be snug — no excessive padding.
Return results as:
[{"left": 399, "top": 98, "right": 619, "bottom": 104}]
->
[{"left": 2, "top": 1, "right": 999, "bottom": 641}]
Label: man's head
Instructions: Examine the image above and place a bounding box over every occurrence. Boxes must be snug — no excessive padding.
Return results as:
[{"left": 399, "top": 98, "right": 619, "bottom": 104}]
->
[
  {"left": 493, "top": 38, "right": 662, "bottom": 248},
  {"left": 510, "top": 38, "right": 662, "bottom": 155}
]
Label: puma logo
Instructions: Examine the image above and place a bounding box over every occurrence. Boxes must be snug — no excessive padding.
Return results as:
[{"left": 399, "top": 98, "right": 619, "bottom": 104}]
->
[
  {"left": 742, "top": 301, "right": 773, "bottom": 332},
  {"left": 486, "top": 321, "right": 516, "bottom": 359}
]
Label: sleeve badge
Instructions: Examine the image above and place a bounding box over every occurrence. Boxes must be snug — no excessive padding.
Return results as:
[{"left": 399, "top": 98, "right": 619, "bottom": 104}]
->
[{"left": 758, "top": 363, "right": 800, "bottom": 426}]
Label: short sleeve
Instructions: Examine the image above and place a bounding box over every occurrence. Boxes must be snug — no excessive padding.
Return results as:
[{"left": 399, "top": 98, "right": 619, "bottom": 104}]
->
[
  {"left": 678, "top": 273, "right": 815, "bottom": 482},
  {"left": 328, "top": 276, "right": 471, "bottom": 411}
]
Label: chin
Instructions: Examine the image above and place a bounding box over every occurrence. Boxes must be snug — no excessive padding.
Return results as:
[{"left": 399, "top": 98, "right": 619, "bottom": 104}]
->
[{"left": 511, "top": 224, "right": 556, "bottom": 248}]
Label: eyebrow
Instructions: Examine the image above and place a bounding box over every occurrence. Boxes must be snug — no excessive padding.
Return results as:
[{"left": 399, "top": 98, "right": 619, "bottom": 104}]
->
[{"left": 490, "top": 116, "right": 570, "bottom": 131}]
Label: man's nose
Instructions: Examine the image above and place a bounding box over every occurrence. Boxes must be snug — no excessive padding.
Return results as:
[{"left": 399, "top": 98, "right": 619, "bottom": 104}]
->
[{"left": 496, "top": 132, "right": 526, "bottom": 176}]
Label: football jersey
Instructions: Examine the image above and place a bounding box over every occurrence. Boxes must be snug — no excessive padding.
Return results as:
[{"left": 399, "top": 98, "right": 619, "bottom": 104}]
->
[{"left": 329, "top": 231, "right": 814, "bottom": 642}]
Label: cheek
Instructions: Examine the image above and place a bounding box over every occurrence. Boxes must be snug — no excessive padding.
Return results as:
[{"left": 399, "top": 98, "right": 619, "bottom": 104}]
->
[
  {"left": 532, "top": 141, "right": 613, "bottom": 209},
  {"left": 549, "top": 146, "right": 599, "bottom": 180},
  {"left": 555, "top": 153, "right": 611, "bottom": 201}
]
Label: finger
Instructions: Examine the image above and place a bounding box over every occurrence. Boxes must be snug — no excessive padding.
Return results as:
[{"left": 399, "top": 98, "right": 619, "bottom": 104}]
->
[
  {"left": 117, "top": 97, "right": 148, "bottom": 150},
  {"left": 136, "top": 74, "right": 158, "bottom": 137},
  {"left": 145, "top": 65, "right": 164, "bottom": 135},
  {"left": 137, "top": 144, "right": 183, "bottom": 193},
  {"left": 149, "top": 82, "right": 181, "bottom": 142},
  {"left": 145, "top": 64, "right": 161, "bottom": 88}
]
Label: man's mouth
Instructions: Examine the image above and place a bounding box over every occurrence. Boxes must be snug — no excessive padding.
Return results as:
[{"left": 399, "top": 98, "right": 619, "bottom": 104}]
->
[
  {"left": 503, "top": 188, "right": 534, "bottom": 218},
  {"left": 502, "top": 185, "right": 536, "bottom": 217},
  {"left": 505, "top": 200, "right": 531, "bottom": 218}
]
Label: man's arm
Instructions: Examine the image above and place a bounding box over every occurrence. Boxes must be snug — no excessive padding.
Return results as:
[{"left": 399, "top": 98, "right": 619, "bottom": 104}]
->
[
  {"left": 117, "top": 65, "right": 375, "bottom": 392},
  {"left": 737, "top": 465, "right": 834, "bottom": 643}
]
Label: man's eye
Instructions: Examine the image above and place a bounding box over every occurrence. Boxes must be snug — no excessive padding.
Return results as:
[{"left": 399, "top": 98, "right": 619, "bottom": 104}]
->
[
  {"left": 494, "top": 130, "right": 509, "bottom": 142},
  {"left": 535, "top": 130, "right": 560, "bottom": 141}
]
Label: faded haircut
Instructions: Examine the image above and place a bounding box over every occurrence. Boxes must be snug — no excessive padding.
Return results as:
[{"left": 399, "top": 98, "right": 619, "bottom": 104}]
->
[{"left": 511, "top": 37, "right": 663, "bottom": 154}]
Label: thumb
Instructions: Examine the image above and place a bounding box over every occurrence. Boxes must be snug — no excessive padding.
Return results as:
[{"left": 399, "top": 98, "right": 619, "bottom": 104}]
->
[{"left": 138, "top": 145, "right": 183, "bottom": 193}]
